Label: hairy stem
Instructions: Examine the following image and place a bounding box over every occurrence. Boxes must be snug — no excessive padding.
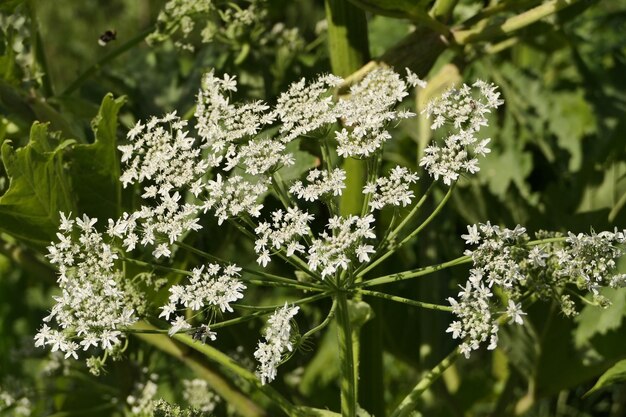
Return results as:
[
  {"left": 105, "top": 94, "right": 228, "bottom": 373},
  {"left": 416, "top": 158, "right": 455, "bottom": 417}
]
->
[
  {"left": 360, "top": 255, "right": 471, "bottom": 288},
  {"left": 358, "top": 289, "right": 453, "bottom": 312}
]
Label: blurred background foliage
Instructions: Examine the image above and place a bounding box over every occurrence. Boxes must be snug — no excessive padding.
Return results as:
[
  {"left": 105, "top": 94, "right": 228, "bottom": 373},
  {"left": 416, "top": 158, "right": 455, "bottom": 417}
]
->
[{"left": 1, "top": 0, "right": 626, "bottom": 416}]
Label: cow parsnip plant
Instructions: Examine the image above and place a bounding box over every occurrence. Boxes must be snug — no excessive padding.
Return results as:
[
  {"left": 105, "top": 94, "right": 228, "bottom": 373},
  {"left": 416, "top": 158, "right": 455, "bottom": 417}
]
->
[
  {"left": 33, "top": 66, "right": 626, "bottom": 417},
  {"left": 2, "top": 1, "right": 626, "bottom": 417}
]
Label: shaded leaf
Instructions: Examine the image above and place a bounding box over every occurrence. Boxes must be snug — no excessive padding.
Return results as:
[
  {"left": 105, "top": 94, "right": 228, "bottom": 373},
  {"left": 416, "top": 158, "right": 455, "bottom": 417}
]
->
[
  {"left": 67, "top": 93, "right": 126, "bottom": 220},
  {"left": 584, "top": 359, "right": 626, "bottom": 397}
]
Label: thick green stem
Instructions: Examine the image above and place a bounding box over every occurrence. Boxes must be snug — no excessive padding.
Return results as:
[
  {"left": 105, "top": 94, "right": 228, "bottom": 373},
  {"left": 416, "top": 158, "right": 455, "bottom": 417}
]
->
[
  {"left": 390, "top": 347, "right": 461, "bottom": 417},
  {"left": 453, "top": 0, "right": 586, "bottom": 44},
  {"left": 336, "top": 292, "right": 358, "bottom": 417},
  {"left": 430, "top": 0, "right": 460, "bottom": 22},
  {"left": 325, "top": 2, "right": 373, "bottom": 414}
]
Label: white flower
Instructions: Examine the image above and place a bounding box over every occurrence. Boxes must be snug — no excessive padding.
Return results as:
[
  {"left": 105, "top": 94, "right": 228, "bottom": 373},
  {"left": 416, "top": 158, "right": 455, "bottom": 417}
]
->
[
  {"left": 506, "top": 300, "right": 526, "bottom": 325},
  {"left": 168, "top": 316, "right": 192, "bottom": 336},
  {"left": 273, "top": 74, "right": 343, "bottom": 142},
  {"left": 334, "top": 67, "right": 414, "bottom": 158},
  {"left": 405, "top": 68, "right": 427, "bottom": 89},
  {"left": 202, "top": 174, "right": 269, "bottom": 225},
  {"left": 38, "top": 215, "right": 137, "bottom": 360},
  {"left": 461, "top": 225, "right": 480, "bottom": 245}
]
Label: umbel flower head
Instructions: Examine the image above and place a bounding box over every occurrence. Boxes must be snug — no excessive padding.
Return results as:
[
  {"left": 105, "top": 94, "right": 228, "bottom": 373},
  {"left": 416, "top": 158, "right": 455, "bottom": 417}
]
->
[
  {"left": 449, "top": 223, "right": 626, "bottom": 358},
  {"left": 36, "top": 214, "right": 137, "bottom": 360},
  {"left": 420, "top": 80, "right": 503, "bottom": 185}
]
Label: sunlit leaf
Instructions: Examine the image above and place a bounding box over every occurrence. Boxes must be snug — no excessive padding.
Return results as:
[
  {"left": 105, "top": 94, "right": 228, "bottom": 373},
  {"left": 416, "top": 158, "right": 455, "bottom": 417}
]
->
[{"left": 0, "top": 122, "right": 75, "bottom": 246}]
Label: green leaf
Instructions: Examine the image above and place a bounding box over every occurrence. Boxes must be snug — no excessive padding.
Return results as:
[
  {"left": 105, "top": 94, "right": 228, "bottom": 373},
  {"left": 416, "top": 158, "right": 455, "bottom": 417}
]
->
[
  {"left": 585, "top": 359, "right": 626, "bottom": 397},
  {"left": 574, "top": 288, "right": 626, "bottom": 348},
  {"left": 67, "top": 94, "right": 126, "bottom": 220},
  {"left": 0, "top": 122, "right": 75, "bottom": 246}
]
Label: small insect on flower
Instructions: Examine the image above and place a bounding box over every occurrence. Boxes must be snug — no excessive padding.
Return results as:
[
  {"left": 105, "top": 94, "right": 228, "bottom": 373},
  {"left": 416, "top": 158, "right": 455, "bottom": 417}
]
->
[{"left": 98, "top": 30, "right": 117, "bottom": 46}]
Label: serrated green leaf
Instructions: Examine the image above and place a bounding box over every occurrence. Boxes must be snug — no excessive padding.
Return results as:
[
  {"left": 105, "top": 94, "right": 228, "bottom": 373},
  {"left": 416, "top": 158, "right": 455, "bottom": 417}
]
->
[
  {"left": 585, "top": 359, "right": 626, "bottom": 397},
  {"left": 67, "top": 93, "right": 126, "bottom": 220},
  {"left": 574, "top": 288, "right": 626, "bottom": 347},
  {"left": 0, "top": 122, "right": 76, "bottom": 246}
]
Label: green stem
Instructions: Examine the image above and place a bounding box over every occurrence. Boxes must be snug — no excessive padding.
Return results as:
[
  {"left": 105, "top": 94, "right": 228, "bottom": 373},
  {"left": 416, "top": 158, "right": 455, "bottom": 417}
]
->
[
  {"left": 389, "top": 347, "right": 461, "bottom": 417},
  {"left": 173, "top": 332, "right": 296, "bottom": 416},
  {"left": 357, "top": 183, "right": 453, "bottom": 278},
  {"left": 132, "top": 321, "right": 269, "bottom": 417},
  {"left": 301, "top": 298, "right": 337, "bottom": 341},
  {"left": 396, "top": 183, "right": 455, "bottom": 247},
  {"left": 358, "top": 289, "right": 453, "bottom": 312},
  {"left": 173, "top": 241, "right": 325, "bottom": 290},
  {"left": 453, "top": 0, "right": 585, "bottom": 44},
  {"left": 272, "top": 172, "right": 292, "bottom": 210},
  {"left": 386, "top": 182, "right": 435, "bottom": 244},
  {"left": 360, "top": 255, "right": 471, "bottom": 288},
  {"left": 336, "top": 292, "right": 358, "bottom": 417},
  {"left": 60, "top": 25, "right": 155, "bottom": 96}
]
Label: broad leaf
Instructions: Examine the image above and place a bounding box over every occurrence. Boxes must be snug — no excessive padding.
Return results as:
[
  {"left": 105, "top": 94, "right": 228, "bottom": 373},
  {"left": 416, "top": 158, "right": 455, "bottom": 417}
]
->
[
  {"left": 67, "top": 93, "right": 126, "bottom": 220},
  {"left": 0, "top": 122, "right": 75, "bottom": 246},
  {"left": 585, "top": 359, "right": 626, "bottom": 397}
]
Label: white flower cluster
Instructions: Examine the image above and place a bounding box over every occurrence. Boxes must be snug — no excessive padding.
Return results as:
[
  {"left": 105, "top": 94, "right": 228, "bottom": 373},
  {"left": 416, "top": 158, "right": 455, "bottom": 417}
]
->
[
  {"left": 363, "top": 166, "right": 419, "bottom": 211},
  {"left": 335, "top": 68, "right": 418, "bottom": 158},
  {"left": 449, "top": 223, "right": 529, "bottom": 358},
  {"left": 289, "top": 168, "right": 346, "bottom": 202},
  {"left": 196, "top": 71, "right": 272, "bottom": 151},
  {"left": 449, "top": 223, "right": 626, "bottom": 358},
  {"left": 182, "top": 379, "right": 222, "bottom": 413},
  {"left": 37, "top": 214, "right": 137, "bottom": 360},
  {"left": 0, "top": 386, "right": 31, "bottom": 417},
  {"left": 127, "top": 376, "right": 158, "bottom": 416},
  {"left": 308, "top": 215, "right": 376, "bottom": 278},
  {"left": 202, "top": 174, "right": 270, "bottom": 225},
  {"left": 224, "top": 137, "right": 294, "bottom": 175},
  {"left": 557, "top": 230, "right": 626, "bottom": 292},
  {"left": 254, "top": 304, "right": 299, "bottom": 385},
  {"left": 420, "top": 80, "right": 503, "bottom": 185},
  {"left": 117, "top": 113, "right": 204, "bottom": 256},
  {"left": 254, "top": 207, "right": 313, "bottom": 266},
  {"left": 273, "top": 73, "right": 343, "bottom": 142},
  {"left": 160, "top": 263, "right": 245, "bottom": 336}
]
